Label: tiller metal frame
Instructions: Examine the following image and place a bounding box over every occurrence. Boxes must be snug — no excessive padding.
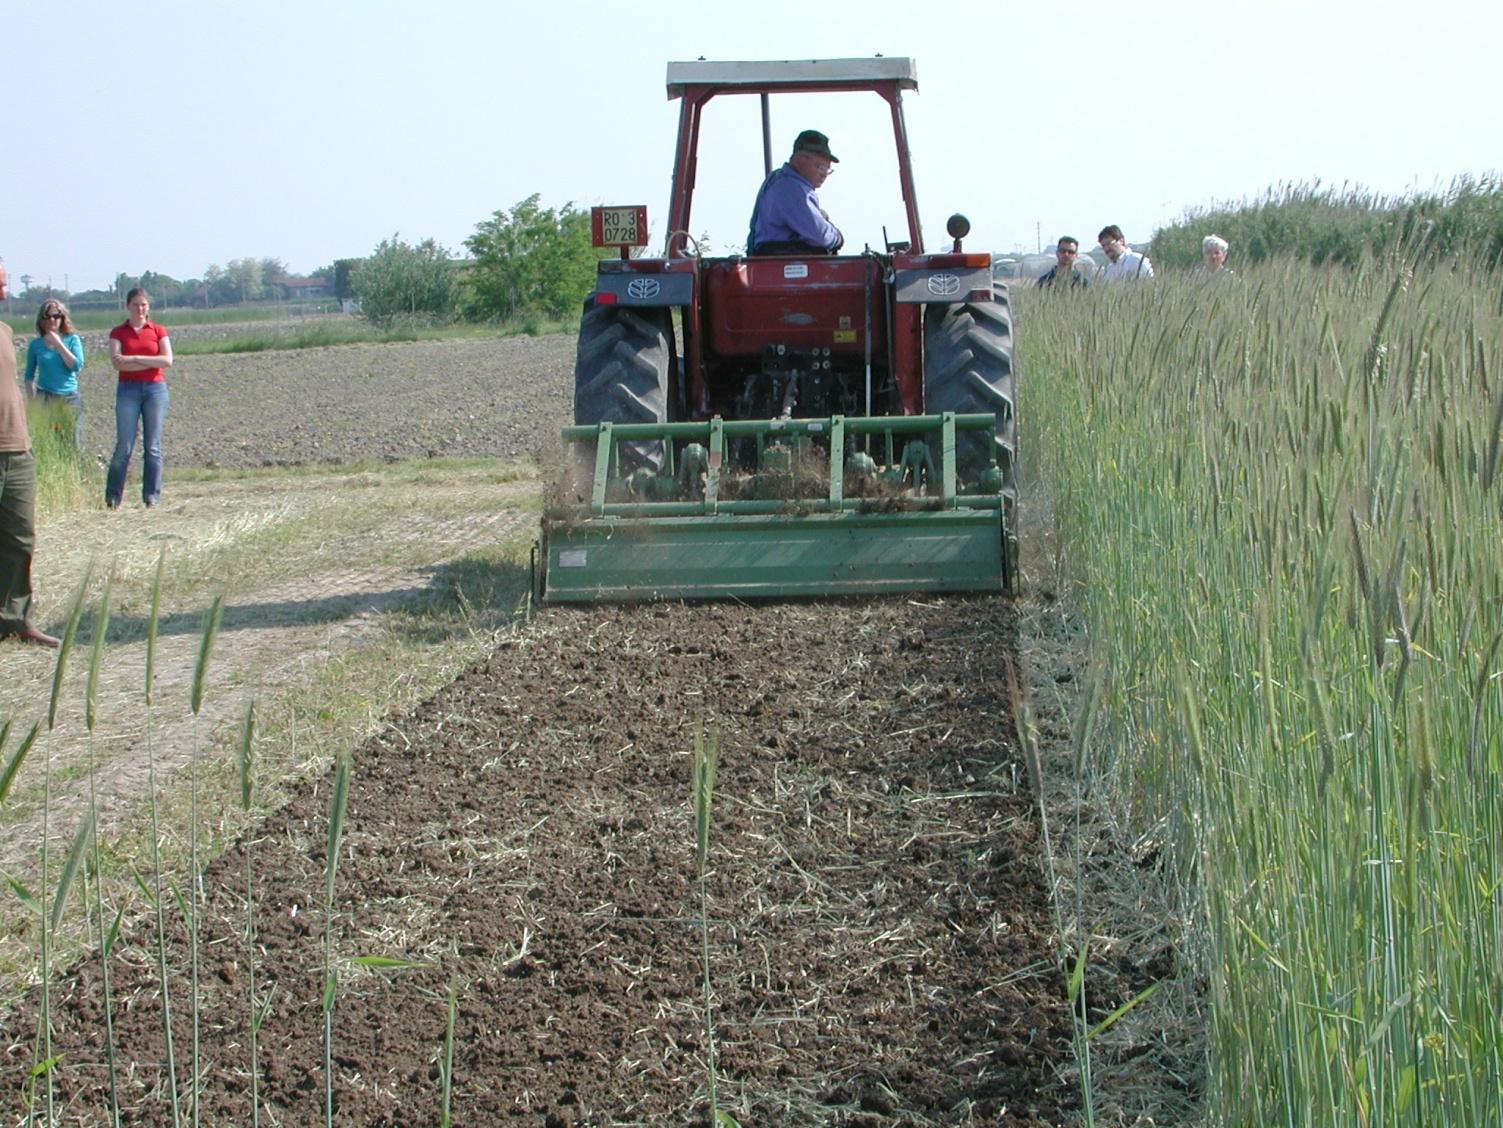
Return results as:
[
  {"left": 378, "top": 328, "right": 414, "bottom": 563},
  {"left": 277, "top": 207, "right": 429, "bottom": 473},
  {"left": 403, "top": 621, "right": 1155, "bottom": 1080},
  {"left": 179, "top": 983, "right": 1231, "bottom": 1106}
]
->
[{"left": 537, "top": 412, "right": 1016, "bottom": 602}]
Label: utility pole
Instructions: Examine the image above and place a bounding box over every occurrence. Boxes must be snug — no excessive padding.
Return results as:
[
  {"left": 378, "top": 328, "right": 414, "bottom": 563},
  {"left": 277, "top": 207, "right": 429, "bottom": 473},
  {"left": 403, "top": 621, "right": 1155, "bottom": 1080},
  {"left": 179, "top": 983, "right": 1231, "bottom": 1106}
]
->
[{"left": 1036, "top": 222, "right": 1041, "bottom": 253}]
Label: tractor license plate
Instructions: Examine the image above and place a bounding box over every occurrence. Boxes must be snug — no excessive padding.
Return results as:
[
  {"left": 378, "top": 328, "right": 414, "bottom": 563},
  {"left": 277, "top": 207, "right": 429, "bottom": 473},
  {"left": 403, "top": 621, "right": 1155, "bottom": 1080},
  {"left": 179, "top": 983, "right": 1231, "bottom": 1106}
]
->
[{"left": 592, "top": 206, "right": 648, "bottom": 248}]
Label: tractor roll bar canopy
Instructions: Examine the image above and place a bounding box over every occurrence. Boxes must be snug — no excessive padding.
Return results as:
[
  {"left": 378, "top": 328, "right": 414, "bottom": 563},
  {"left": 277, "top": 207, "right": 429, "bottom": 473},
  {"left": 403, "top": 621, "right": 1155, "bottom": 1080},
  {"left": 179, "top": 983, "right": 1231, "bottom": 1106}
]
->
[
  {"left": 665, "top": 57, "right": 918, "bottom": 96},
  {"left": 662, "top": 57, "right": 924, "bottom": 256}
]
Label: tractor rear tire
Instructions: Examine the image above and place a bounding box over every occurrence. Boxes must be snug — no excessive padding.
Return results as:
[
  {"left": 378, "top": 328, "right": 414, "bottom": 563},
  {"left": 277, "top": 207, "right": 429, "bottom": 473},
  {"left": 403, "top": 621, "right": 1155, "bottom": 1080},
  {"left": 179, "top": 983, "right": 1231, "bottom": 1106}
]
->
[
  {"left": 573, "top": 299, "right": 672, "bottom": 474},
  {"left": 922, "top": 281, "right": 1018, "bottom": 497}
]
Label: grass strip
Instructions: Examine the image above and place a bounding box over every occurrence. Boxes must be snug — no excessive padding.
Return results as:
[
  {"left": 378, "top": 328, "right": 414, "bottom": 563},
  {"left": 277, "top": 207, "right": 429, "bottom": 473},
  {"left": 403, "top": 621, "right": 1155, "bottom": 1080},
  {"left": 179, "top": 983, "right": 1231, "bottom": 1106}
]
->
[{"left": 170, "top": 315, "right": 571, "bottom": 356}]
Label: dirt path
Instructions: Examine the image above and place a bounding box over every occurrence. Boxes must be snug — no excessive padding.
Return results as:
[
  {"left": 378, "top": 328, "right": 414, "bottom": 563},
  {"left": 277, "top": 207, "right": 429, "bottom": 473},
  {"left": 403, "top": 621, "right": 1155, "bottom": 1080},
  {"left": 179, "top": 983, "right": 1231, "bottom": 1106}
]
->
[
  {"left": 0, "top": 465, "right": 539, "bottom": 891},
  {"left": 4, "top": 330, "right": 579, "bottom": 874}
]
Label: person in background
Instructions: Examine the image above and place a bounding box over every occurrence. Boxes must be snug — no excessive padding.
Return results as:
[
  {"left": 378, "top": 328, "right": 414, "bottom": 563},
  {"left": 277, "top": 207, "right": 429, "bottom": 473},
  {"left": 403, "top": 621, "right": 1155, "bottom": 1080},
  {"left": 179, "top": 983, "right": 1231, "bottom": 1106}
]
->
[
  {"left": 1098, "top": 225, "right": 1154, "bottom": 282},
  {"left": 747, "top": 129, "right": 844, "bottom": 255},
  {"left": 0, "top": 257, "right": 61, "bottom": 647},
  {"left": 1036, "top": 236, "right": 1089, "bottom": 289},
  {"left": 106, "top": 287, "right": 172, "bottom": 509},
  {"left": 24, "top": 299, "right": 86, "bottom": 450},
  {"left": 1198, "top": 234, "right": 1234, "bottom": 276}
]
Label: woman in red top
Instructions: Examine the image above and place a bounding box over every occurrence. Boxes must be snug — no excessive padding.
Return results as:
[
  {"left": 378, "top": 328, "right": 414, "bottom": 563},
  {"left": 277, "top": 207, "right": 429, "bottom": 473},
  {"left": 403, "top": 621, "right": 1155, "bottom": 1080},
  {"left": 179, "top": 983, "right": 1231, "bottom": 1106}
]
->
[{"left": 106, "top": 287, "right": 173, "bottom": 508}]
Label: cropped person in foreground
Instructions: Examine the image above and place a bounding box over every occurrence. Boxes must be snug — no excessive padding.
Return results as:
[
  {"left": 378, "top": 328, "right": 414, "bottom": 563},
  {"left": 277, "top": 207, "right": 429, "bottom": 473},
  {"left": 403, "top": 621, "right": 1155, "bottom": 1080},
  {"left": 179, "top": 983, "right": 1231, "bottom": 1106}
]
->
[
  {"left": 747, "top": 129, "right": 844, "bottom": 255},
  {"left": 24, "top": 299, "right": 86, "bottom": 450},
  {"left": 106, "top": 287, "right": 173, "bottom": 509},
  {"left": 0, "top": 257, "right": 61, "bottom": 647}
]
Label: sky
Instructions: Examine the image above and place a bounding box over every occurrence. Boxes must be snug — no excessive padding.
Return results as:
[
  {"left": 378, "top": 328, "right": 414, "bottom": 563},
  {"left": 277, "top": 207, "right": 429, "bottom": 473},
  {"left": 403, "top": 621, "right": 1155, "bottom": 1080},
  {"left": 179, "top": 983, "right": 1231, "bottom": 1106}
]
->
[{"left": 6, "top": 0, "right": 1499, "bottom": 294}]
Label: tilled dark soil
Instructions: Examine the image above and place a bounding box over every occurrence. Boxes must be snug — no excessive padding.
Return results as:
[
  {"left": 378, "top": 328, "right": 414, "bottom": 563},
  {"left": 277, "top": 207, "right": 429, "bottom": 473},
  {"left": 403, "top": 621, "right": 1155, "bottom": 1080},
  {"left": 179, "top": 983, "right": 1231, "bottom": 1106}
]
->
[
  {"left": 0, "top": 329, "right": 1104, "bottom": 1124},
  {"left": 65, "top": 332, "right": 577, "bottom": 470},
  {"left": 5, "top": 597, "right": 1070, "bottom": 1126}
]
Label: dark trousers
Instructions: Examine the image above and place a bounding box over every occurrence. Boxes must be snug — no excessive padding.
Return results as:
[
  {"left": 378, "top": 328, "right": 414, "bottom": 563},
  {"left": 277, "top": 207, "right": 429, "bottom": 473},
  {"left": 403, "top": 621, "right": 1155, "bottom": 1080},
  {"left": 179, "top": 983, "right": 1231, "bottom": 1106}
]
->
[{"left": 0, "top": 449, "right": 37, "bottom": 635}]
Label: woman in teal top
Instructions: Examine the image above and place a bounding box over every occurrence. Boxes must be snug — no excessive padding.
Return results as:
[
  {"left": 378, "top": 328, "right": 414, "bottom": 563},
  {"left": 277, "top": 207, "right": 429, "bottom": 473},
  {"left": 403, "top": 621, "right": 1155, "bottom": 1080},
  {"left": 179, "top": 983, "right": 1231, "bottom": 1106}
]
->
[{"left": 23, "top": 299, "right": 86, "bottom": 450}]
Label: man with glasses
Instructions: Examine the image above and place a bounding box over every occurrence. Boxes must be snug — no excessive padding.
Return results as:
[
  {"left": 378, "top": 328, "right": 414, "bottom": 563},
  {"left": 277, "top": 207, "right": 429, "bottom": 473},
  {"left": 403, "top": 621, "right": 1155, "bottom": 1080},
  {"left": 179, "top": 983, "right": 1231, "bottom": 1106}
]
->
[
  {"left": 1098, "top": 225, "right": 1154, "bottom": 283},
  {"left": 1036, "top": 236, "right": 1089, "bottom": 289},
  {"left": 747, "top": 129, "right": 845, "bottom": 255},
  {"left": 0, "top": 257, "right": 61, "bottom": 647}
]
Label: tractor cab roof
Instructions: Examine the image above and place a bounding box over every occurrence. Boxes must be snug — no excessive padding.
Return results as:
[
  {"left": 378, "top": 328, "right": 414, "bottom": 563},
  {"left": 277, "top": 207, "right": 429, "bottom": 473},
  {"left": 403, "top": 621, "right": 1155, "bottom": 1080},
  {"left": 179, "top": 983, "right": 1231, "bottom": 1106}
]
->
[
  {"left": 666, "top": 57, "right": 918, "bottom": 98},
  {"left": 661, "top": 55, "right": 926, "bottom": 255}
]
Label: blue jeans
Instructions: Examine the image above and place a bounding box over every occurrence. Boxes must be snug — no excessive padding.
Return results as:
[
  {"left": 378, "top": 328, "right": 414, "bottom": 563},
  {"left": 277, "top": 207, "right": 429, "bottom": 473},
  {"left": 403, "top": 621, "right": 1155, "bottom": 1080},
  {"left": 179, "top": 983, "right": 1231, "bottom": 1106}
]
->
[
  {"left": 37, "top": 390, "right": 86, "bottom": 452},
  {"left": 107, "top": 381, "right": 169, "bottom": 506}
]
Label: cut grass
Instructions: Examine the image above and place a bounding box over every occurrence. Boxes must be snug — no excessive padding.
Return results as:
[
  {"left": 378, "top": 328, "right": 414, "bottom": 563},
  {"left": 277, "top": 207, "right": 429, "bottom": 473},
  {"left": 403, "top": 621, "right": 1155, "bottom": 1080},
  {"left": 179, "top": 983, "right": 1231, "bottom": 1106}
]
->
[{"left": 31, "top": 458, "right": 538, "bottom": 642}]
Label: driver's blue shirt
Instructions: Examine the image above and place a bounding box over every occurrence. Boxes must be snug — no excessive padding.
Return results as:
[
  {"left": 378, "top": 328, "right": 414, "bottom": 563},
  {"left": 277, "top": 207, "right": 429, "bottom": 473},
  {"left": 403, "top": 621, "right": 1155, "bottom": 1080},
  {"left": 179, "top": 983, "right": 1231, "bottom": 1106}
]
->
[{"left": 747, "top": 164, "right": 842, "bottom": 253}]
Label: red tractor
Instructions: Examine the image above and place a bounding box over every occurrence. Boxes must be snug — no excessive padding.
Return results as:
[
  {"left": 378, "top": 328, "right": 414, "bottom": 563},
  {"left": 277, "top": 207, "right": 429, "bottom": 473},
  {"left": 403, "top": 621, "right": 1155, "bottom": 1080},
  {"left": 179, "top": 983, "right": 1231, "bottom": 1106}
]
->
[{"left": 542, "top": 57, "right": 1016, "bottom": 602}]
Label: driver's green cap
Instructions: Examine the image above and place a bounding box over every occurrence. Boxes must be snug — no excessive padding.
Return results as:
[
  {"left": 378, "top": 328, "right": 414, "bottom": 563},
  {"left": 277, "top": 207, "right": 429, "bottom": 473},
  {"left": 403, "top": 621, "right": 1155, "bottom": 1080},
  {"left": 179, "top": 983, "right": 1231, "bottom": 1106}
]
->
[{"left": 792, "top": 129, "right": 838, "bottom": 162}]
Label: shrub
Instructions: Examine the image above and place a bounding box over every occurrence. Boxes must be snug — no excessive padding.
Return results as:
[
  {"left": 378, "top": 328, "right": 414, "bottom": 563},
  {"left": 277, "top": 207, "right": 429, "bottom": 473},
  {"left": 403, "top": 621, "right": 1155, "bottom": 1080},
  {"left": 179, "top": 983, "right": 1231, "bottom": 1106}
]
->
[
  {"left": 1152, "top": 176, "right": 1503, "bottom": 270},
  {"left": 351, "top": 236, "right": 458, "bottom": 326},
  {"left": 462, "top": 195, "right": 609, "bottom": 322}
]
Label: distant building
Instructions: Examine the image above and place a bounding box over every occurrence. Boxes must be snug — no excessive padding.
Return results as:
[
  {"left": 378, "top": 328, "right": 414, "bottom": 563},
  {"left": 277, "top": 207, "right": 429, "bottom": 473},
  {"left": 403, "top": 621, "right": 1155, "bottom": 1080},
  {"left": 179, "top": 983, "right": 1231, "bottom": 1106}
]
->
[
  {"left": 278, "top": 276, "right": 332, "bottom": 300},
  {"left": 992, "top": 255, "right": 1022, "bottom": 279}
]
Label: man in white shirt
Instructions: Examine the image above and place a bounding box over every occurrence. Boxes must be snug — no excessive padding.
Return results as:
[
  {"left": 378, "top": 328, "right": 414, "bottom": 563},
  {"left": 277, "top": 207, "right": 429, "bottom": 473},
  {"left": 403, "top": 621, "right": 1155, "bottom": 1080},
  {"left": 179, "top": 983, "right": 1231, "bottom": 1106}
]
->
[{"left": 1097, "top": 225, "right": 1154, "bottom": 283}]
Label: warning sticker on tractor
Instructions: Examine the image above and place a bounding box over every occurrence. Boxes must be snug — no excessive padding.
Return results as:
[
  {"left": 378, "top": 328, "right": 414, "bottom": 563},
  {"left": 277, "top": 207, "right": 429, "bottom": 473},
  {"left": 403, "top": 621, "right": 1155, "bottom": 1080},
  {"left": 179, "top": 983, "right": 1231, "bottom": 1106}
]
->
[
  {"left": 559, "top": 550, "right": 589, "bottom": 568},
  {"left": 783, "top": 263, "right": 809, "bottom": 279}
]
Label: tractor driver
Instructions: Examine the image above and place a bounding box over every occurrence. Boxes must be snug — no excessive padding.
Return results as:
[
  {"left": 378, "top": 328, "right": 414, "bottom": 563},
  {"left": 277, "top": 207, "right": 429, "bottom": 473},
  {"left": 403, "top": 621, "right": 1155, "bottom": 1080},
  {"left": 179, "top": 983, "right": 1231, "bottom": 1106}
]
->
[{"left": 746, "top": 129, "right": 845, "bottom": 256}]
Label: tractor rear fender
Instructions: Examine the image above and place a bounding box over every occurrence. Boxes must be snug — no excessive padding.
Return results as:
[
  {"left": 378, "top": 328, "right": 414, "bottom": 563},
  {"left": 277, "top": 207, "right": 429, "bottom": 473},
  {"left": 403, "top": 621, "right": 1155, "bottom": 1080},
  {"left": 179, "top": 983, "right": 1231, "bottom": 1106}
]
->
[
  {"left": 593, "top": 258, "right": 696, "bottom": 307},
  {"left": 891, "top": 252, "right": 994, "bottom": 304}
]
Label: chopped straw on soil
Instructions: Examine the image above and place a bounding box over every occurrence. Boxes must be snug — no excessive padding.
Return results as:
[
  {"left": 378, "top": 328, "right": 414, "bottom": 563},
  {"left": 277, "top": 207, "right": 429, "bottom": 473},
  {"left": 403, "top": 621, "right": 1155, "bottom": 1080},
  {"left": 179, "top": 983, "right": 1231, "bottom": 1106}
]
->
[{"left": 4, "top": 597, "right": 1073, "bottom": 1126}]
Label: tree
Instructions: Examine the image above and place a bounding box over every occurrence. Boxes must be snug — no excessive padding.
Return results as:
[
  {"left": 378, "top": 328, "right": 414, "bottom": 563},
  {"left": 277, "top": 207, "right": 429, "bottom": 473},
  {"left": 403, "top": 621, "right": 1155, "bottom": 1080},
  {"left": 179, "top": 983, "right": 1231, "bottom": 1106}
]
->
[
  {"left": 200, "top": 258, "right": 263, "bottom": 305},
  {"left": 138, "top": 270, "right": 186, "bottom": 306},
  {"left": 333, "top": 259, "right": 359, "bottom": 302},
  {"left": 259, "top": 257, "right": 288, "bottom": 299},
  {"left": 350, "top": 235, "right": 457, "bottom": 325},
  {"left": 311, "top": 259, "right": 362, "bottom": 301},
  {"left": 463, "top": 194, "right": 608, "bottom": 321},
  {"left": 225, "top": 258, "right": 264, "bottom": 303},
  {"left": 203, "top": 264, "right": 227, "bottom": 306}
]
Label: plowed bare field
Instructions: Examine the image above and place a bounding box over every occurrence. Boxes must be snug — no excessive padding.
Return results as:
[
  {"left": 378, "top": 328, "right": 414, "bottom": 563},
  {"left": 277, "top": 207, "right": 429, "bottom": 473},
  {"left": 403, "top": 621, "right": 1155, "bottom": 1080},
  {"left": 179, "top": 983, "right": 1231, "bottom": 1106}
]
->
[
  {"left": 70, "top": 331, "right": 575, "bottom": 470},
  {"left": 15, "top": 598, "right": 1070, "bottom": 1126},
  {"left": 2, "top": 331, "right": 1191, "bottom": 1125}
]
